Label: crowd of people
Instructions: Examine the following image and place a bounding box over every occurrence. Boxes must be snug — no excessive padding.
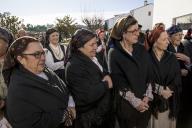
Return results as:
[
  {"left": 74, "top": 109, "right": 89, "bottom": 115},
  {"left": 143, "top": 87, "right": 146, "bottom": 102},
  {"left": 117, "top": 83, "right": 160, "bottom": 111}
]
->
[{"left": 0, "top": 15, "right": 192, "bottom": 128}]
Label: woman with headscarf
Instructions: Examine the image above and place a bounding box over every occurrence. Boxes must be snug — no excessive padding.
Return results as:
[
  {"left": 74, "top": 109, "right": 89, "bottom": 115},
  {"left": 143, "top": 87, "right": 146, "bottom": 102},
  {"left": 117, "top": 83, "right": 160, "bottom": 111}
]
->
[
  {"left": 108, "top": 15, "right": 153, "bottom": 128},
  {"left": 167, "top": 25, "right": 192, "bottom": 128},
  {"left": 3, "top": 36, "right": 75, "bottom": 128},
  {"left": 65, "top": 29, "right": 113, "bottom": 128},
  {"left": 45, "top": 28, "right": 66, "bottom": 81},
  {"left": 146, "top": 26, "right": 181, "bottom": 128}
]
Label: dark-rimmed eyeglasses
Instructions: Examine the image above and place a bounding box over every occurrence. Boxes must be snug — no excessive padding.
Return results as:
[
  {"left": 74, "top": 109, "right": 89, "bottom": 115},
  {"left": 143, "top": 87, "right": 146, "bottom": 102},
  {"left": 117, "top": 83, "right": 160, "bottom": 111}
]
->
[
  {"left": 126, "top": 29, "right": 140, "bottom": 34},
  {"left": 22, "top": 49, "right": 48, "bottom": 59}
]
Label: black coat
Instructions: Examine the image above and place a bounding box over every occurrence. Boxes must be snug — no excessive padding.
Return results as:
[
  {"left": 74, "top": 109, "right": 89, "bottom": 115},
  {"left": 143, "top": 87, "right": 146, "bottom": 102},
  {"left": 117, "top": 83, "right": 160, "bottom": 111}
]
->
[
  {"left": 6, "top": 66, "right": 69, "bottom": 128},
  {"left": 108, "top": 41, "right": 151, "bottom": 98},
  {"left": 108, "top": 41, "right": 152, "bottom": 127},
  {"left": 149, "top": 50, "right": 181, "bottom": 118},
  {"left": 65, "top": 52, "right": 111, "bottom": 128}
]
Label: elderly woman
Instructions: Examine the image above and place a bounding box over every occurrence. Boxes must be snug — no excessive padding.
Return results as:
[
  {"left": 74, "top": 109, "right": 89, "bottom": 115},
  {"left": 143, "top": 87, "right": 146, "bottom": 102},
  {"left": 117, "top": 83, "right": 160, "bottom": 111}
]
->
[
  {"left": 3, "top": 36, "right": 74, "bottom": 128},
  {"left": 167, "top": 25, "right": 192, "bottom": 128},
  {"left": 0, "top": 34, "right": 12, "bottom": 128},
  {"left": 45, "top": 28, "right": 66, "bottom": 81},
  {"left": 146, "top": 27, "right": 181, "bottom": 128},
  {"left": 65, "top": 29, "right": 113, "bottom": 128},
  {"left": 108, "top": 15, "right": 153, "bottom": 128}
]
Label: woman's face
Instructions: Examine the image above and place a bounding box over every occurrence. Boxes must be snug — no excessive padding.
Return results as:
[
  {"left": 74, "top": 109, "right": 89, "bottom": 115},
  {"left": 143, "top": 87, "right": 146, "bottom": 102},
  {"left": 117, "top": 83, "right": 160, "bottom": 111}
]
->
[
  {"left": 170, "top": 32, "right": 183, "bottom": 46},
  {"left": 49, "top": 32, "right": 59, "bottom": 45},
  {"left": 154, "top": 31, "right": 169, "bottom": 50},
  {"left": 18, "top": 42, "right": 46, "bottom": 74},
  {"left": 79, "top": 37, "right": 97, "bottom": 59},
  {"left": 0, "top": 39, "right": 8, "bottom": 58},
  {"left": 123, "top": 23, "right": 140, "bottom": 44}
]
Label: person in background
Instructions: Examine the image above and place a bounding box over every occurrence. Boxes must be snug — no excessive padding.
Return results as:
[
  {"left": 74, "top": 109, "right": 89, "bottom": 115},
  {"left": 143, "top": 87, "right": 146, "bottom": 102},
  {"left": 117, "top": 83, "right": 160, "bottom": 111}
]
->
[
  {"left": 0, "top": 27, "right": 14, "bottom": 46},
  {"left": 138, "top": 24, "right": 145, "bottom": 45},
  {"left": 65, "top": 29, "right": 113, "bottom": 128},
  {"left": 96, "top": 28, "right": 108, "bottom": 71},
  {"left": 4, "top": 36, "right": 75, "bottom": 128},
  {"left": 108, "top": 15, "right": 153, "bottom": 128},
  {"left": 153, "top": 23, "right": 165, "bottom": 30},
  {"left": 45, "top": 28, "right": 66, "bottom": 81},
  {"left": 0, "top": 35, "right": 12, "bottom": 128},
  {"left": 146, "top": 27, "right": 181, "bottom": 128},
  {"left": 17, "top": 29, "right": 27, "bottom": 38},
  {"left": 167, "top": 25, "right": 192, "bottom": 128}
]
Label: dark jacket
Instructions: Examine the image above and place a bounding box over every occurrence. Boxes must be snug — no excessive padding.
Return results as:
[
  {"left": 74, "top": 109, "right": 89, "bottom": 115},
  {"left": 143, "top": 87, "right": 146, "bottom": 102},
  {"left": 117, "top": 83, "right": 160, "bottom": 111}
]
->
[
  {"left": 65, "top": 52, "right": 111, "bottom": 128},
  {"left": 149, "top": 49, "right": 181, "bottom": 118},
  {"left": 108, "top": 41, "right": 151, "bottom": 99},
  {"left": 6, "top": 66, "right": 69, "bottom": 128}
]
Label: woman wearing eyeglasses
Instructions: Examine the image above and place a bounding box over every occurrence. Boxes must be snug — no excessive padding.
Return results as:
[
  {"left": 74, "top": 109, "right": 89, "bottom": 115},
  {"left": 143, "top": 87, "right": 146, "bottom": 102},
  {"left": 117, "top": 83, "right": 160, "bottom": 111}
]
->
[
  {"left": 3, "top": 36, "right": 75, "bottom": 128},
  {"left": 108, "top": 15, "right": 153, "bottom": 128},
  {"left": 167, "top": 25, "right": 192, "bottom": 128},
  {"left": 45, "top": 28, "right": 66, "bottom": 81}
]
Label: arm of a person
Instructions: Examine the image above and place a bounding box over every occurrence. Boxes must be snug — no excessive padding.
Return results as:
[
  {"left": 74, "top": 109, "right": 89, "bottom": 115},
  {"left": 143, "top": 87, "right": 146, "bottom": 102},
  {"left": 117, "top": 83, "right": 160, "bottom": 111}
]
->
[
  {"left": 7, "top": 96, "right": 65, "bottom": 128},
  {"left": 66, "top": 64, "right": 108, "bottom": 106},
  {"left": 45, "top": 50, "right": 64, "bottom": 71}
]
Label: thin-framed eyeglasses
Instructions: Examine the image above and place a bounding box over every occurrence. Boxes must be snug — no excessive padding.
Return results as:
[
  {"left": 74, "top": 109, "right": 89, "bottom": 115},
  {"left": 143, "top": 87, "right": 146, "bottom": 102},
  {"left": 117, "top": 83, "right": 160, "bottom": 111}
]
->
[{"left": 22, "top": 49, "right": 48, "bottom": 59}]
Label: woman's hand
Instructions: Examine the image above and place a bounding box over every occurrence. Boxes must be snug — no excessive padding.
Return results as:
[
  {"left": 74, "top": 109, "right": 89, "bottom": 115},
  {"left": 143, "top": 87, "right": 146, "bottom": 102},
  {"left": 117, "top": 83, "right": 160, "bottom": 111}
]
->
[
  {"left": 175, "top": 53, "right": 191, "bottom": 64},
  {"left": 136, "top": 100, "right": 149, "bottom": 112},
  {"left": 102, "top": 75, "right": 113, "bottom": 88},
  {"left": 161, "top": 87, "right": 173, "bottom": 99}
]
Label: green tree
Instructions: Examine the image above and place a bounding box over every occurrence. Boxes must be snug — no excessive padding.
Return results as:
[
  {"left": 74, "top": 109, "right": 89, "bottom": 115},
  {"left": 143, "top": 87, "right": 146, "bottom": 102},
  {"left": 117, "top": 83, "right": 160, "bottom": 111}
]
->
[
  {"left": 55, "top": 15, "right": 77, "bottom": 41},
  {"left": 82, "top": 15, "right": 104, "bottom": 31},
  {"left": 0, "top": 12, "right": 22, "bottom": 35}
]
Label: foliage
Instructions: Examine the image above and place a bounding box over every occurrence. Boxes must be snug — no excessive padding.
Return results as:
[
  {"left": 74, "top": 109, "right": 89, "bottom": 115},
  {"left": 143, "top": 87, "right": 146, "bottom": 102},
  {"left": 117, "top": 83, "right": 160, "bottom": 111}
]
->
[
  {"left": 26, "top": 24, "right": 48, "bottom": 32},
  {"left": 55, "top": 15, "right": 77, "bottom": 41},
  {"left": 82, "top": 15, "right": 104, "bottom": 31},
  {"left": 0, "top": 12, "right": 22, "bottom": 35}
]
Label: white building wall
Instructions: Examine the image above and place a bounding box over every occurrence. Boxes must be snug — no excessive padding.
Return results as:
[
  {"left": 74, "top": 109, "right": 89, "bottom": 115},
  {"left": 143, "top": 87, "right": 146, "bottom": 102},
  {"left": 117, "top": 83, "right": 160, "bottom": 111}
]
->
[
  {"left": 105, "top": 4, "right": 153, "bottom": 30},
  {"left": 133, "top": 4, "right": 153, "bottom": 30},
  {"left": 153, "top": 0, "right": 192, "bottom": 29}
]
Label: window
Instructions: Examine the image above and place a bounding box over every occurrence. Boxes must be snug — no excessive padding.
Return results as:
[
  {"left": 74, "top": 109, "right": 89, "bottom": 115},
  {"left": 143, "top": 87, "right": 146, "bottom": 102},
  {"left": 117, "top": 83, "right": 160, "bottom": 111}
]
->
[{"left": 148, "top": 11, "right": 151, "bottom": 16}]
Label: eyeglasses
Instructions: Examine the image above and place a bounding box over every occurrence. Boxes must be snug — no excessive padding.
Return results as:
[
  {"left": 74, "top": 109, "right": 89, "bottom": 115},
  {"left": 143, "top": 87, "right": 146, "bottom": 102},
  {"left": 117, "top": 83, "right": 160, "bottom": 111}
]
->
[
  {"left": 126, "top": 29, "right": 140, "bottom": 34},
  {"left": 22, "top": 49, "right": 48, "bottom": 59}
]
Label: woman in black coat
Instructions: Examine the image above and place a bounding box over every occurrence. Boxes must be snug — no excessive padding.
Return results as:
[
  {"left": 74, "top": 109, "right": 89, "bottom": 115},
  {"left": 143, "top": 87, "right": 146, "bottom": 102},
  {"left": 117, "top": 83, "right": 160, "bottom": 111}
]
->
[
  {"left": 146, "top": 27, "right": 181, "bottom": 128},
  {"left": 3, "top": 36, "right": 74, "bottom": 128},
  {"left": 108, "top": 15, "right": 153, "bottom": 128},
  {"left": 65, "top": 29, "right": 113, "bottom": 128}
]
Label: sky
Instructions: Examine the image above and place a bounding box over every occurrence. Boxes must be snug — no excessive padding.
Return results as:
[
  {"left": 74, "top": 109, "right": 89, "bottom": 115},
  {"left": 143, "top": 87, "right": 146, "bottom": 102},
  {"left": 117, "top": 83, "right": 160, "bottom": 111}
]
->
[{"left": 1, "top": 0, "right": 153, "bottom": 25}]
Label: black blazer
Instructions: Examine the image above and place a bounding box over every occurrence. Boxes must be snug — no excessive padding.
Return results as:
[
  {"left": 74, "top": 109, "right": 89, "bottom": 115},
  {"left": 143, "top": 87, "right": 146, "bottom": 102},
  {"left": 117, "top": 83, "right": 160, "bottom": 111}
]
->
[{"left": 6, "top": 66, "right": 69, "bottom": 128}]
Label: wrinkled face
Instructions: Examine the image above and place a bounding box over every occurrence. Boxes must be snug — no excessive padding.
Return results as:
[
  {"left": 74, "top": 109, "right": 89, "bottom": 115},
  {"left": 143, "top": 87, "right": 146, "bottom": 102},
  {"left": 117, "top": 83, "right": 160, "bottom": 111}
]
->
[
  {"left": 79, "top": 37, "right": 97, "bottom": 59},
  {"left": 154, "top": 31, "right": 169, "bottom": 50},
  {"left": 170, "top": 32, "right": 183, "bottom": 46},
  {"left": 123, "top": 23, "right": 140, "bottom": 44},
  {"left": 49, "top": 32, "right": 59, "bottom": 45},
  {"left": 18, "top": 42, "right": 46, "bottom": 74},
  {"left": 0, "top": 39, "right": 8, "bottom": 57}
]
